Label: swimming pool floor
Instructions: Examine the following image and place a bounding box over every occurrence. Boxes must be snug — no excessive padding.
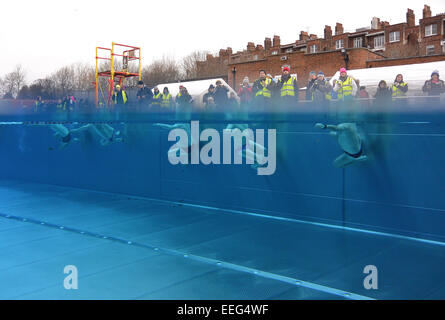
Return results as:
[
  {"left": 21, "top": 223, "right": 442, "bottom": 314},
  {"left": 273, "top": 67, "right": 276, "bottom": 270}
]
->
[{"left": 0, "top": 180, "right": 444, "bottom": 300}]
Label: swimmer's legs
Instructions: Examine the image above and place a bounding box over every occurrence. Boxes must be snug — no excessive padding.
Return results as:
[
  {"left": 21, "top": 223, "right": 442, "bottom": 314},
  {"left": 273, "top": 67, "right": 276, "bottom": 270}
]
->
[
  {"left": 234, "top": 140, "right": 268, "bottom": 169},
  {"left": 225, "top": 123, "right": 249, "bottom": 131},
  {"left": 334, "top": 153, "right": 368, "bottom": 168},
  {"left": 154, "top": 123, "right": 191, "bottom": 131},
  {"left": 71, "top": 124, "right": 93, "bottom": 134},
  {"left": 49, "top": 124, "right": 69, "bottom": 137},
  {"left": 154, "top": 123, "right": 175, "bottom": 130}
]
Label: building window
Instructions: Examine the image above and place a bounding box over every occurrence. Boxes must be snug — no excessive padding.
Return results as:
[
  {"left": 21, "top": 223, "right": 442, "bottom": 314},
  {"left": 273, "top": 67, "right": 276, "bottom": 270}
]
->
[
  {"left": 336, "top": 39, "right": 344, "bottom": 49},
  {"left": 309, "top": 45, "right": 318, "bottom": 53},
  {"left": 425, "top": 24, "right": 438, "bottom": 37},
  {"left": 285, "top": 48, "right": 293, "bottom": 53},
  {"left": 271, "top": 50, "right": 278, "bottom": 55},
  {"left": 374, "top": 35, "right": 385, "bottom": 49},
  {"left": 253, "top": 55, "right": 258, "bottom": 60},
  {"left": 426, "top": 45, "right": 435, "bottom": 55},
  {"left": 353, "top": 37, "right": 363, "bottom": 48},
  {"left": 389, "top": 31, "right": 400, "bottom": 42}
]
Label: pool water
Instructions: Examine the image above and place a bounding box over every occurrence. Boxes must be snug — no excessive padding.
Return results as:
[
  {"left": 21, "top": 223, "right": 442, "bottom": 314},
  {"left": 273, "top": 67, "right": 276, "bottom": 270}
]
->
[{"left": 1, "top": 102, "right": 445, "bottom": 300}]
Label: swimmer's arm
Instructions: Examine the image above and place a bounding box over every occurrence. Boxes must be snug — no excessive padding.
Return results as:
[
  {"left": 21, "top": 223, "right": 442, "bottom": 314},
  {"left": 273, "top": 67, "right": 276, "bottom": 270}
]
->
[
  {"left": 314, "top": 123, "right": 339, "bottom": 131},
  {"left": 71, "top": 124, "right": 92, "bottom": 133}
]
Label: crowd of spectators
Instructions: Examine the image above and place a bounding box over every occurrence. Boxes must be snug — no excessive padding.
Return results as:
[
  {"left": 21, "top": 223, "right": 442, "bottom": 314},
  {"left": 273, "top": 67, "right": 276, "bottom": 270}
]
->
[{"left": 5, "top": 67, "right": 445, "bottom": 113}]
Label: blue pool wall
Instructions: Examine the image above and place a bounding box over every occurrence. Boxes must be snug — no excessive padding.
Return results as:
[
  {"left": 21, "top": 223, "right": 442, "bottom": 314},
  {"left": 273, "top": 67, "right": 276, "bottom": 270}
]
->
[{"left": 1, "top": 100, "right": 445, "bottom": 242}]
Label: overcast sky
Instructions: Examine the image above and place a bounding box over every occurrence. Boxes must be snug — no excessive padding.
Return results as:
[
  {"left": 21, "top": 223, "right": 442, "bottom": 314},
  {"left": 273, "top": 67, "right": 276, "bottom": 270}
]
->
[{"left": 1, "top": 0, "right": 444, "bottom": 82}]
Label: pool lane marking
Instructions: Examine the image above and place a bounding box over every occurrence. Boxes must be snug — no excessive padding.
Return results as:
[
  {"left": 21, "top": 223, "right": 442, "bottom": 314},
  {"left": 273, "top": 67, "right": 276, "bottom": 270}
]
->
[
  {"left": 4, "top": 181, "right": 445, "bottom": 248},
  {"left": 0, "top": 211, "right": 374, "bottom": 300}
]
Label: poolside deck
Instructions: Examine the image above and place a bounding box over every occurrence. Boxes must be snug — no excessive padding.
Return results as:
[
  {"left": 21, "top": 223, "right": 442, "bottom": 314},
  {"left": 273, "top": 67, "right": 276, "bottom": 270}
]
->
[{"left": 0, "top": 180, "right": 444, "bottom": 300}]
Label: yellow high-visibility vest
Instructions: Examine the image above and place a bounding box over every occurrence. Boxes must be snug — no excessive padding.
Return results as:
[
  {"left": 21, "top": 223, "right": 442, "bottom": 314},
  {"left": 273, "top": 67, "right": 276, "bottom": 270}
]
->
[
  {"left": 113, "top": 90, "right": 127, "bottom": 104},
  {"left": 390, "top": 82, "right": 408, "bottom": 97},
  {"left": 280, "top": 76, "right": 296, "bottom": 97},
  {"left": 337, "top": 77, "right": 354, "bottom": 99},
  {"left": 161, "top": 93, "right": 172, "bottom": 108},
  {"left": 152, "top": 92, "right": 162, "bottom": 106},
  {"left": 255, "top": 78, "right": 272, "bottom": 98}
]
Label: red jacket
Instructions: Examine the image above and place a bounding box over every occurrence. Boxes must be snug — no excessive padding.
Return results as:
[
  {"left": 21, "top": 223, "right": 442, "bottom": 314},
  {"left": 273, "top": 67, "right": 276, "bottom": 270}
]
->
[{"left": 237, "top": 86, "right": 252, "bottom": 103}]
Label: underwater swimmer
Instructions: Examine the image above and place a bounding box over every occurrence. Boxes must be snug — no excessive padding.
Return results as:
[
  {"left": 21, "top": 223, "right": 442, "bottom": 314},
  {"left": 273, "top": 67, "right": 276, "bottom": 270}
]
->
[
  {"left": 49, "top": 124, "right": 79, "bottom": 149},
  {"left": 315, "top": 122, "right": 368, "bottom": 168},
  {"left": 225, "top": 123, "right": 269, "bottom": 170},
  {"left": 155, "top": 122, "right": 270, "bottom": 170},
  {"left": 154, "top": 123, "right": 196, "bottom": 156},
  {"left": 72, "top": 123, "right": 123, "bottom": 146}
]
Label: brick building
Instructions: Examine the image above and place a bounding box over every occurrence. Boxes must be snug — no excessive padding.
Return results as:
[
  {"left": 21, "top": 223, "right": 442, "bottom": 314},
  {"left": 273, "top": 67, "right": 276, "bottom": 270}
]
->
[{"left": 196, "top": 5, "right": 445, "bottom": 91}]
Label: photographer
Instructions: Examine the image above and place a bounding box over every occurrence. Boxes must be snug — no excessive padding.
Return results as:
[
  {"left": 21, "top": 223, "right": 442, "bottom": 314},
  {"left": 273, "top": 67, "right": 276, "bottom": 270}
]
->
[
  {"left": 305, "top": 71, "right": 317, "bottom": 100},
  {"left": 309, "top": 71, "right": 332, "bottom": 104}
]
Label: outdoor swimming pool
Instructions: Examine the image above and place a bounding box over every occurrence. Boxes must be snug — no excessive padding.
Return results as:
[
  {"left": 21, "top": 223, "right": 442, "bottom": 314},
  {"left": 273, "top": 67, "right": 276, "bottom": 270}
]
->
[{"left": 0, "top": 100, "right": 444, "bottom": 299}]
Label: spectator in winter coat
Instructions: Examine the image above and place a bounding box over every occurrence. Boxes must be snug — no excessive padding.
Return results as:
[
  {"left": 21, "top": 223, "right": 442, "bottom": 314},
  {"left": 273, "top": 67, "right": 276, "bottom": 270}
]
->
[
  {"left": 333, "top": 68, "right": 357, "bottom": 101},
  {"left": 161, "top": 87, "right": 174, "bottom": 109},
  {"left": 374, "top": 80, "right": 392, "bottom": 105},
  {"left": 113, "top": 85, "right": 126, "bottom": 106},
  {"left": 237, "top": 77, "right": 253, "bottom": 108},
  {"left": 422, "top": 70, "right": 445, "bottom": 96},
  {"left": 203, "top": 85, "right": 215, "bottom": 107},
  {"left": 359, "top": 86, "right": 369, "bottom": 99},
  {"left": 390, "top": 74, "right": 408, "bottom": 97},
  {"left": 136, "top": 80, "right": 153, "bottom": 107},
  {"left": 205, "top": 96, "right": 217, "bottom": 110},
  {"left": 358, "top": 86, "right": 371, "bottom": 107},
  {"left": 214, "top": 80, "right": 229, "bottom": 107},
  {"left": 176, "top": 86, "right": 193, "bottom": 110},
  {"left": 151, "top": 86, "right": 162, "bottom": 110},
  {"left": 309, "top": 71, "right": 332, "bottom": 103},
  {"left": 227, "top": 92, "right": 239, "bottom": 109},
  {"left": 252, "top": 70, "right": 275, "bottom": 109},
  {"left": 306, "top": 71, "right": 317, "bottom": 100},
  {"left": 276, "top": 66, "right": 299, "bottom": 107}
]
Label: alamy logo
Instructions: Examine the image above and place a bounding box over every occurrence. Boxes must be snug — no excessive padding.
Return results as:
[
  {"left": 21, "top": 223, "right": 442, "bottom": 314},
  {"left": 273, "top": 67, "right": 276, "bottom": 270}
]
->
[
  {"left": 167, "top": 121, "right": 276, "bottom": 175},
  {"left": 64, "top": 265, "right": 78, "bottom": 290},
  {"left": 363, "top": 265, "right": 378, "bottom": 290}
]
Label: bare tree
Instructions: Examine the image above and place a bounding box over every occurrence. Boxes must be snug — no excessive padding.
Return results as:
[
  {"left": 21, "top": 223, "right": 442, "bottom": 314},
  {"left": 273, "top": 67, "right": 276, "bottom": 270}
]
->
[
  {"left": 141, "top": 56, "right": 181, "bottom": 87},
  {"left": 30, "top": 78, "right": 57, "bottom": 99},
  {"left": 72, "top": 62, "right": 95, "bottom": 91},
  {"left": 180, "top": 51, "right": 208, "bottom": 80},
  {"left": 0, "top": 76, "right": 4, "bottom": 97},
  {"left": 2, "top": 64, "right": 27, "bottom": 98},
  {"left": 50, "top": 65, "right": 75, "bottom": 97}
]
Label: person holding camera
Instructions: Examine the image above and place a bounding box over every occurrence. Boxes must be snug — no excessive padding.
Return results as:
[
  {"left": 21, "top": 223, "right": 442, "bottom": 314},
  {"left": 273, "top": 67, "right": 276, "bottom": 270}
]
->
[
  {"left": 237, "top": 77, "right": 253, "bottom": 108},
  {"left": 305, "top": 71, "right": 317, "bottom": 100},
  {"left": 309, "top": 71, "right": 332, "bottom": 104}
]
